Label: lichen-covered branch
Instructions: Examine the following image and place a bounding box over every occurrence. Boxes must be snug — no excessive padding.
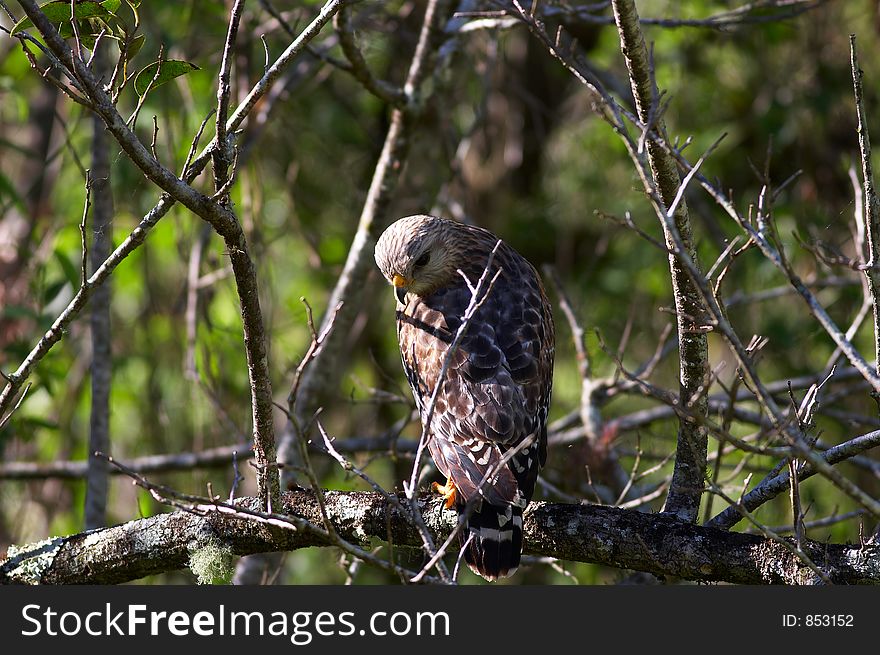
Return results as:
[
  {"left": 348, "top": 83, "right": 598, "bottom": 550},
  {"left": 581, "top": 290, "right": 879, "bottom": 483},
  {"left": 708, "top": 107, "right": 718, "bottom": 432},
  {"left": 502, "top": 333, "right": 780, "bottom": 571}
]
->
[{"left": 2, "top": 491, "right": 877, "bottom": 585}]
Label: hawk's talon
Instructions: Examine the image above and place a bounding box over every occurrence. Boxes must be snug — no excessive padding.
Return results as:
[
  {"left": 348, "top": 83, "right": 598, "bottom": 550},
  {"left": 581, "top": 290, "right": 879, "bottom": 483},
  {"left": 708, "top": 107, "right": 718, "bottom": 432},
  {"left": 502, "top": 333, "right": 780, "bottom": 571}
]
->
[{"left": 431, "top": 478, "right": 457, "bottom": 509}]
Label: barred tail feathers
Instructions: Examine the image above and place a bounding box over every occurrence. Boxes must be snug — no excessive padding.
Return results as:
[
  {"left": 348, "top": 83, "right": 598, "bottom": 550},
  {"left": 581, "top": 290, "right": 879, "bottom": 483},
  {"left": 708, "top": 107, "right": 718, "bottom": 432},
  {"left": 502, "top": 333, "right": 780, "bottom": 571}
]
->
[{"left": 460, "top": 502, "right": 524, "bottom": 581}]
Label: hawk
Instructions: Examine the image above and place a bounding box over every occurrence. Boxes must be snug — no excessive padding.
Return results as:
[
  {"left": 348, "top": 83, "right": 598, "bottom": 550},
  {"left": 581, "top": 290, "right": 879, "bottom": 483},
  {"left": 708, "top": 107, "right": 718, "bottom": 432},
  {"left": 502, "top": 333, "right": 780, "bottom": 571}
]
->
[{"left": 374, "top": 214, "right": 554, "bottom": 580}]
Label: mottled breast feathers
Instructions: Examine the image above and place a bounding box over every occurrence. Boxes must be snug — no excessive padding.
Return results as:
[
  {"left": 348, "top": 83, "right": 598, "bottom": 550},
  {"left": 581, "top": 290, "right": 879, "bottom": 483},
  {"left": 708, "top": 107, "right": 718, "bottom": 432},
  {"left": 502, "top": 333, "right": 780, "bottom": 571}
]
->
[{"left": 375, "top": 214, "right": 555, "bottom": 580}]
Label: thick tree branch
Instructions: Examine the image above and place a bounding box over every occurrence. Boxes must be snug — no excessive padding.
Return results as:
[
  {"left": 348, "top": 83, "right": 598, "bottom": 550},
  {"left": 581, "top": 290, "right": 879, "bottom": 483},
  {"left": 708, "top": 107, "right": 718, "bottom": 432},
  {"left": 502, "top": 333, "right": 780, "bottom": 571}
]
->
[
  {"left": 611, "top": 0, "right": 709, "bottom": 522},
  {"left": 2, "top": 491, "right": 877, "bottom": 585}
]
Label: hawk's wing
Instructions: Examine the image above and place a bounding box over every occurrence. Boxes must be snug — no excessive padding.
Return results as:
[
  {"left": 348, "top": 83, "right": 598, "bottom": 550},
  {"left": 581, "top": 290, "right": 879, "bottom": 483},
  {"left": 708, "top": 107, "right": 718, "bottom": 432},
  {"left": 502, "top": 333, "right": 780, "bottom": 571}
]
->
[{"left": 396, "top": 248, "right": 554, "bottom": 507}]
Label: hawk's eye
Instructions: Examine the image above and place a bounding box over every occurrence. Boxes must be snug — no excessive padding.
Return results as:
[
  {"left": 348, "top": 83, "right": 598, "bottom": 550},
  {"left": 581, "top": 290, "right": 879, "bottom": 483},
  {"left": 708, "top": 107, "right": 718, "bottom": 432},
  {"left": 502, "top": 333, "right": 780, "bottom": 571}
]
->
[{"left": 414, "top": 252, "right": 431, "bottom": 268}]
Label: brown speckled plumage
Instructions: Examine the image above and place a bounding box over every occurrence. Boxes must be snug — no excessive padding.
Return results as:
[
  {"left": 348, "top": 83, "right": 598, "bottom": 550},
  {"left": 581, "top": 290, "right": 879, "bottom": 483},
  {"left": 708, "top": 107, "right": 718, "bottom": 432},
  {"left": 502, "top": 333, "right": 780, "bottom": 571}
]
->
[{"left": 375, "top": 215, "right": 555, "bottom": 580}]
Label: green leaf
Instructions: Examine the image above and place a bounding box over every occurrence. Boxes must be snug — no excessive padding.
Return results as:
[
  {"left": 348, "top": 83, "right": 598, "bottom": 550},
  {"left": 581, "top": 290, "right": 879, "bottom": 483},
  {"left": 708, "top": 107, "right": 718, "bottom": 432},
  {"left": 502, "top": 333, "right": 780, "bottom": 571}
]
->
[
  {"left": 56, "top": 19, "right": 114, "bottom": 50},
  {"left": 10, "top": 1, "right": 112, "bottom": 36},
  {"left": 125, "top": 0, "right": 140, "bottom": 28},
  {"left": 134, "top": 59, "right": 199, "bottom": 97},
  {"left": 0, "top": 305, "right": 41, "bottom": 321},
  {"left": 54, "top": 248, "right": 81, "bottom": 289},
  {"left": 42, "top": 279, "right": 67, "bottom": 305},
  {"left": 17, "top": 416, "right": 60, "bottom": 431},
  {"left": 101, "top": 0, "right": 122, "bottom": 13},
  {"left": 125, "top": 33, "right": 145, "bottom": 61}
]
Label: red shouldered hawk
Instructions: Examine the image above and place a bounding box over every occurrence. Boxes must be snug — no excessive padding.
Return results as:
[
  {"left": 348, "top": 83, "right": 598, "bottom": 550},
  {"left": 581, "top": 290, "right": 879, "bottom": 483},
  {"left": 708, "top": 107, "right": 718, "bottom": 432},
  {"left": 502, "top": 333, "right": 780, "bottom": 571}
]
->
[{"left": 374, "top": 215, "right": 554, "bottom": 581}]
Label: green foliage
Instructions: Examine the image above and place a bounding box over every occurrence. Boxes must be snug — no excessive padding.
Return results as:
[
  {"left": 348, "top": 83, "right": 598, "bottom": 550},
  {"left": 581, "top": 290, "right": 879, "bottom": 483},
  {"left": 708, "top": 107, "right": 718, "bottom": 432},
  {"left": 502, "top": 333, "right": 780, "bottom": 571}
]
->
[
  {"left": 134, "top": 60, "right": 200, "bottom": 97},
  {"left": 10, "top": 1, "right": 121, "bottom": 36}
]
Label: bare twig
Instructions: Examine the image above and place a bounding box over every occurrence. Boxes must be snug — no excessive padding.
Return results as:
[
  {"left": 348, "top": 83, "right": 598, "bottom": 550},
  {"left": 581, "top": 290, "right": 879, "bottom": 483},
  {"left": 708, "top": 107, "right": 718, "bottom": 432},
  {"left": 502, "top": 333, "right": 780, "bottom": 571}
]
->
[
  {"left": 0, "top": 434, "right": 427, "bottom": 480},
  {"left": 184, "top": 225, "right": 213, "bottom": 380},
  {"left": 707, "top": 428, "right": 880, "bottom": 529},
  {"left": 0, "top": 383, "right": 31, "bottom": 432},
  {"left": 287, "top": 299, "right": 343, "bottom": 413},
  {"left": 850, "top": 35, "right": 880, "bottom": 380},
  {"left": 213, "top": 0, "right": 246, "bottom": 201},
  {"left": 126, "top": 43, "right": 165, "bottom": 129},
  {"left": 470, "top": 1, "right": 829, "bottom": 32},
  {"left": 12, "top": 30, "right": 93, "bottom": 106},
  {"left": 758, "top": 509, "right": 868, "bottom": 536}
]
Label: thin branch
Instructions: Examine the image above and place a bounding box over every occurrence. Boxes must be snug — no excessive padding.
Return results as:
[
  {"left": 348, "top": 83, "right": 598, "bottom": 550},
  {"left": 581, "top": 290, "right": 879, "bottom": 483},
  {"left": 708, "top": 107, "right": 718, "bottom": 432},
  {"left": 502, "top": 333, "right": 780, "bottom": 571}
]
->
[
  {"left": 850, "top": 35, "right": 880, "bottom": 380},
  {"left": 471, "top": 0, "right": 829, "bottom": 30},
  {"left": 13, "top": 30, "right": 93, "bottom": 106},
  {"left": 287, "top": 299, "right": 343, "bottom": 413},
  {"left": 0, "top": 435, "right": 424, "bottom": 480},
  {"left": 213, "top": 0, "right": 247, "bottom": 201},
  {"left": 125, "top": 43, "right": 165, "bottom": 130},
  {"left": 184, "top": 225, "right": 213, "bottom": 379},
  {"left": 707, "top": 428, "right": 880, "bottom": 529}
]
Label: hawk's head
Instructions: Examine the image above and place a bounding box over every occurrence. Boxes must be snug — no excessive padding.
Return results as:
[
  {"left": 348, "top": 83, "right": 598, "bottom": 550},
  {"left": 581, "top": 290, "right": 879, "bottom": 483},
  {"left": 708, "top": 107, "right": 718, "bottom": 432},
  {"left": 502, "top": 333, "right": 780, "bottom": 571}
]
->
[{"left": 374, "top": 215, "right": 462, "bottom": 303}]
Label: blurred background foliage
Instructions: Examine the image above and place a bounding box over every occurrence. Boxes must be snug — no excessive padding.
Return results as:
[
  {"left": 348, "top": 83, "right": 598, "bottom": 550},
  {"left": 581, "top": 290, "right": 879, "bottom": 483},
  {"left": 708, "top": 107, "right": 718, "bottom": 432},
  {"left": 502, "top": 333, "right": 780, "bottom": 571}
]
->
[{"left": 1, "top": 0, "right": 879, "bottom": 584}]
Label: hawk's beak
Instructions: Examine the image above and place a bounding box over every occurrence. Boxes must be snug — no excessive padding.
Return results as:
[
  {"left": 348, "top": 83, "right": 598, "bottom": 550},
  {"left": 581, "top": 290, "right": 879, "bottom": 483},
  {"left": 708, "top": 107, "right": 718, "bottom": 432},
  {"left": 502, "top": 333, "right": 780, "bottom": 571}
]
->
[{"left": 392, "top": 274, "right": 409, "bottom": 304}]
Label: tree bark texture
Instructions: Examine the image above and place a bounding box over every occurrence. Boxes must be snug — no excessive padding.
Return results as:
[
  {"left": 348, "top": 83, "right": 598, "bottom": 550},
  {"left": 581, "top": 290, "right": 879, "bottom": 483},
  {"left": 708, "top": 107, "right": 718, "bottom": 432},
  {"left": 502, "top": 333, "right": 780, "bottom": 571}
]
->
[
  {"left": 611, "top": 0, "right": 710, "bottom": 521},
  {"left": 2, "top": 491, "right": 877, "bottom": 585}
]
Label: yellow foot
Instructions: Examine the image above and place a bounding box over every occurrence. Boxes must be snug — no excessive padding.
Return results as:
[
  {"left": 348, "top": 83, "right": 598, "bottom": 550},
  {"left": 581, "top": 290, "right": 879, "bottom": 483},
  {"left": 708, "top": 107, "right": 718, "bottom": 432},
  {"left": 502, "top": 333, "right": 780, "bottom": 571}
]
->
[{"left": 431, "top": 478, "right": 457, "bottom": 510}]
